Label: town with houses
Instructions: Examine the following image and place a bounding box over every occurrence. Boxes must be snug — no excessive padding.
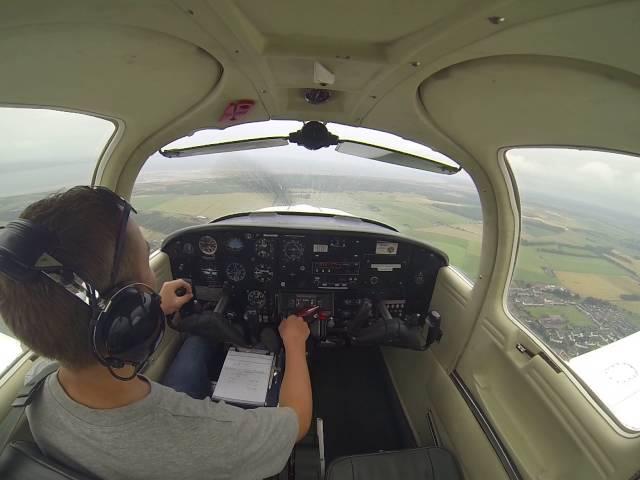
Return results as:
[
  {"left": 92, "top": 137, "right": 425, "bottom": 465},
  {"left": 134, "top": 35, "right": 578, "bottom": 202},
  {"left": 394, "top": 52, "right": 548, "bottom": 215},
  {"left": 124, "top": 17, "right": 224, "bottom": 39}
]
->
[{"left": 508, "top": 285, "right": 639, "bottom": 361}]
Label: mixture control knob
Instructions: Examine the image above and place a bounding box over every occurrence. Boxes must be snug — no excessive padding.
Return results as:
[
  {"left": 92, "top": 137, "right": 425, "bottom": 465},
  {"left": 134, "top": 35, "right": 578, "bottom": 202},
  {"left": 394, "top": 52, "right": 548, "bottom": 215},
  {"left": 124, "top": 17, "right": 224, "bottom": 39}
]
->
[{"left": 369, "top": 276, "right": 379, "bottom": 286}]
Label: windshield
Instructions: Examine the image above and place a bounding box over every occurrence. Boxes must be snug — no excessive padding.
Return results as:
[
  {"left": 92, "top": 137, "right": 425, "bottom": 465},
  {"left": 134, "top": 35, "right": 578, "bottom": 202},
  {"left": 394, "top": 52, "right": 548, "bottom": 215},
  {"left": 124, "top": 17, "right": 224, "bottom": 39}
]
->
[{"left": 133, "top": 121, "right": 483, "bottom": 279}]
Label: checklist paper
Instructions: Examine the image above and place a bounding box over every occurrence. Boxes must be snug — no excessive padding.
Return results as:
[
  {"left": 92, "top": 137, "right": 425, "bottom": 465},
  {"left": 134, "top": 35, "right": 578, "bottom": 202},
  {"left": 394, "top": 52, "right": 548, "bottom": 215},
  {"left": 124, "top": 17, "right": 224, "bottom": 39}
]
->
[{"left": 212, "top": 350, "right": 275, "bottom": 406}]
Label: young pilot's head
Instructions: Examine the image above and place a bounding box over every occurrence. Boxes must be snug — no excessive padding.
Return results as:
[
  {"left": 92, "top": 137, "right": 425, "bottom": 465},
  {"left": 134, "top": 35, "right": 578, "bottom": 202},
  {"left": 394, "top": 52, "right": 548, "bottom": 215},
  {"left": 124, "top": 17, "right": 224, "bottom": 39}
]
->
[{"left": 0, "top": 186, "right": 154, "bottom": 370}]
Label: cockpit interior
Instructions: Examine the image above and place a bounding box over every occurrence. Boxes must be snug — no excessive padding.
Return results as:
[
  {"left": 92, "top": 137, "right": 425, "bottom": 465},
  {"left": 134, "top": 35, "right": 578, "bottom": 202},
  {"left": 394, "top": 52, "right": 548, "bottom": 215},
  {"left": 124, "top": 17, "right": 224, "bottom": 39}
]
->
[{"left": 1, "top": 1, "right": 640, "bottom": 480}]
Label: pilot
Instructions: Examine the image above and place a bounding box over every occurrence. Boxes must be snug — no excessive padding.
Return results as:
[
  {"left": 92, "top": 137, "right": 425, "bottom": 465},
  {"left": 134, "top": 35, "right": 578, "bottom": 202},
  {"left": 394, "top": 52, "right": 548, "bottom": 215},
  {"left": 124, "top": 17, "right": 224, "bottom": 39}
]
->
[{"left": 0, "top": 186, "right": 312, "bottom": 480}]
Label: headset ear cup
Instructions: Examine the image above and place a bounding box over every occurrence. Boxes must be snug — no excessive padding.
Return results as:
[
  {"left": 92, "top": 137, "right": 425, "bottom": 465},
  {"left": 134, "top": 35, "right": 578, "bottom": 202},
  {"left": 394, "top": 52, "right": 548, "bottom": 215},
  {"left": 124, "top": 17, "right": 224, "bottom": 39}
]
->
[{"left": 92, "top": 284, "right": 165, "bottom": 373}]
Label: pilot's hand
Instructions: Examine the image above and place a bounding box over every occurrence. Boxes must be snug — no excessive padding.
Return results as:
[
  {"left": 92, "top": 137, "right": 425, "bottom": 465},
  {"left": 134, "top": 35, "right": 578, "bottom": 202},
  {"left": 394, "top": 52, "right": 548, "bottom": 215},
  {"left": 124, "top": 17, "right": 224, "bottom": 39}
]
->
[
  {"left": 159, "top": 279, "right": 193, "bottom": 315},
  {"left": 279, "top": 315, "right": 310, "bottom": 349}
]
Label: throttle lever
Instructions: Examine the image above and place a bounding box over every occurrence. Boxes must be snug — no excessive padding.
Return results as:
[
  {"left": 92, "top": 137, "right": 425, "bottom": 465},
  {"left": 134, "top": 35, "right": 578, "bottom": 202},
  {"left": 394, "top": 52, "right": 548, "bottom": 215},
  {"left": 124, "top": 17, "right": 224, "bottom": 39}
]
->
[
  {"left": 296, "top": 305, "right": 321, "bottom": 319},
  {"left": 295, "top": 305, "right": 330, "bottom": 340},
  {"left": 295, "top": 305, "right": 330, "bottom": 322}
]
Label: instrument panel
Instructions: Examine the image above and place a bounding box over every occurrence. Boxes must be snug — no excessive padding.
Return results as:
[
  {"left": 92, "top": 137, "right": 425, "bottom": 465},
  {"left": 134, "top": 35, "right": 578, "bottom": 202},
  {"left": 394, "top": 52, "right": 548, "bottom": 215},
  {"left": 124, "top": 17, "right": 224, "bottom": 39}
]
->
[{"left": 162, "top": 224, "right": 447, "bottom": 346}]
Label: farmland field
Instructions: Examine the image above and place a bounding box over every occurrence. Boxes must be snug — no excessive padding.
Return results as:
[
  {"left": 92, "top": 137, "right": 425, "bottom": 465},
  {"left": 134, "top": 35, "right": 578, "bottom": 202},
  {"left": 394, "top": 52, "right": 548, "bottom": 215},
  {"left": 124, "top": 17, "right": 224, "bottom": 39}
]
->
[
  {"left": 556, "top": 272, "right": 640, "bottom": 300},
  {"left": 129, "top": 176, "right": 485, "bottom": 280},
  {"left": 524, "top": 305, "right": 594, "bottom": 327},
  {"left": 126, "top": 171, "right": 640, "bottom": 334},
  {"left": 1, "top": 147, "right": 639, "bottom": 360},
  {"left": 615, "top": 301, "right": 640, "bottom": 315}
]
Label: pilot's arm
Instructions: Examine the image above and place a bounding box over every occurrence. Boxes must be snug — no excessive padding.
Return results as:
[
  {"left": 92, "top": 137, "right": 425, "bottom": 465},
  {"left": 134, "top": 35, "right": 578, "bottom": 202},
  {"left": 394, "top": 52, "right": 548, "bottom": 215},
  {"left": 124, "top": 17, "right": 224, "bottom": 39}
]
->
[
  {"left": 227, "top": 315, "right": 312, "bottom": 479},
  {"left": 277, "top": 314, "right": 312, "bottom": 440}
]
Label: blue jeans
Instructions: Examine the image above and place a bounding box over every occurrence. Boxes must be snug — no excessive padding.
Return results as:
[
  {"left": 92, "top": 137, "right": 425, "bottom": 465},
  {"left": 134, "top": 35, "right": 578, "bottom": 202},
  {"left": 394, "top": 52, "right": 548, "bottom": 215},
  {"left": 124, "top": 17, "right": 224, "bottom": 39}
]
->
[{"left": 161, "top": 336, "right": 221, "bottom": 399}]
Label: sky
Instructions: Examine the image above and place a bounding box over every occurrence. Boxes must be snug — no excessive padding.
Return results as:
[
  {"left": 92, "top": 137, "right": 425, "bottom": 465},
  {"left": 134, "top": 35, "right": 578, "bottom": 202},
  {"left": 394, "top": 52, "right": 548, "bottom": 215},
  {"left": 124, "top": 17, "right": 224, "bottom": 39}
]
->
[
  {"left": 507, "top": 148, "right": 640, "bottom": 217},
  {"left": 0, "top": 107, "right": 114, "bottom": 196},
  {"left": 1, "top": 108, "right": 639, "bottom": 222},
  {"left": 0, "top": 111, "right": 469, "bottom": 197}
]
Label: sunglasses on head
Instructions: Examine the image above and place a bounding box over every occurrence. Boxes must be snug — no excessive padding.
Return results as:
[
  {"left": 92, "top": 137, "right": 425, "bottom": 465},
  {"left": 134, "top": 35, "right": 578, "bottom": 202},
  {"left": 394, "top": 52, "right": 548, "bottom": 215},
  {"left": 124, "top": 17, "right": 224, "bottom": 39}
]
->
[{"left": 88, "top": 186, "right": 137, "bottom": 287}]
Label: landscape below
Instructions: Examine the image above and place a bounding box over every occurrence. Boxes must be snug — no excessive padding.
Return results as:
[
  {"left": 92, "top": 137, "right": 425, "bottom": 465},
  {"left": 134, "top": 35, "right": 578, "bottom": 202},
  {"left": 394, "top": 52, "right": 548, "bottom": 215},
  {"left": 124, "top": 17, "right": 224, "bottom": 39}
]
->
[{"left": 0, "top": 171, "right": 638, "bottom": 362}]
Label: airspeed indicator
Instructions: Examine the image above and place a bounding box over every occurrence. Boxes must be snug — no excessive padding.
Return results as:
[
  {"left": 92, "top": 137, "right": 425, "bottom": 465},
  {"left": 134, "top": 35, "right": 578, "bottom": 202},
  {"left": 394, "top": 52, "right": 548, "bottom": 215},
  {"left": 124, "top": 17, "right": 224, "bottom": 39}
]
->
[{"left": 198, "top": 235, "right": 217, "bottom": 256}]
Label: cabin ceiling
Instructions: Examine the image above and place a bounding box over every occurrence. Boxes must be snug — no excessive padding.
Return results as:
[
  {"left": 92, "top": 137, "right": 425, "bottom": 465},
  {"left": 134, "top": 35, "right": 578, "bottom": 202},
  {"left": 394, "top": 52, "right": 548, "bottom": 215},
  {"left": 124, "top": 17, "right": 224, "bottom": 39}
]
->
[{"left": 0, "top": 0, "right": 637, "bottom": 188}]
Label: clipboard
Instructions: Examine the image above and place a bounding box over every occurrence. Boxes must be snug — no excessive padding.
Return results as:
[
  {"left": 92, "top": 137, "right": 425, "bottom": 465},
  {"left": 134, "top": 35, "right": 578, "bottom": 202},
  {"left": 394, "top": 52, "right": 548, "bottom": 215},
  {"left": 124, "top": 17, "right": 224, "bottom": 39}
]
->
[{"left": 212, "top": 347, "right": 277, "bottom": 406}]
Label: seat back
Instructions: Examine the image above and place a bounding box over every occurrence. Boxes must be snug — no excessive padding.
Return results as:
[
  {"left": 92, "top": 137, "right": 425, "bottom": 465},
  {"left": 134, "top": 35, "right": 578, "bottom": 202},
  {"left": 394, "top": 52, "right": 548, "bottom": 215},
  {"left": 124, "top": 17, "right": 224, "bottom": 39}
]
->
[
  {"left": 326, "top": 446, "right": 462, "bottom": 480},
  {"left": 0, "top": 441, "right": 97, "bottom": 480}
]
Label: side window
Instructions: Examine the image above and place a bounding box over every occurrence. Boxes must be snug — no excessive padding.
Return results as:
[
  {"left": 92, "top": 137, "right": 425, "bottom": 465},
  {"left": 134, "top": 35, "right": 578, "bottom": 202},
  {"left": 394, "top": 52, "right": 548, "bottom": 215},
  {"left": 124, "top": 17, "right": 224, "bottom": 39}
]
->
[
  {"left": 506, "top": 148, "right": 640, "bottom": 430},
  {"left": 0, "top": 106, "right": 115, "bottom": 375},
  {"left": 0, "top": 317, "right": 23, "bottom": 376},
  {"left": 133, "top": 121, "right": 483, "bottom": 279}
]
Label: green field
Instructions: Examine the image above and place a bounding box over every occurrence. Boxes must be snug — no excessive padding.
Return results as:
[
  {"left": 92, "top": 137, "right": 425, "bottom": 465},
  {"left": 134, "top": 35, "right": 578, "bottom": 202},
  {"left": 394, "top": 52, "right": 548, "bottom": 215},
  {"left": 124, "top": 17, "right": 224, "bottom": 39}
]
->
[
  {"left": 130, "top": 179, "right": 639, "bottom": 300},
  {"left": 617, "top": 301, "right": 640, "bottom": 314},
  {"left": 134, "top": 185, "right": 485, "bottom": 279},
  {"left": 514, "top": 207, "right": 640, "bottom": 298},
  {"left": 513, "top": 247, "right": 553, "bottom": 284},
  {"left": 614, "top": 304, "right": 640, "bottom": 329},
  {"left": 537, "top": 252, "right": 628, "bottom": 275},
  {"left": 524, "top": 305, "right": 594, "bottom": 327},
  {"left": 2, "top": 172, "right": 636, "bottom": 310}
]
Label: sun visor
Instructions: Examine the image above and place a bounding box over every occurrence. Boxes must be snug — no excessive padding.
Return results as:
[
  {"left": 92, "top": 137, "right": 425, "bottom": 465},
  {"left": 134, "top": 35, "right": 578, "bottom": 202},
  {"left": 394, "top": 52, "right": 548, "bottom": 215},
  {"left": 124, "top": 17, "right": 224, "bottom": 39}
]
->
[{"left": 336, "top": 140, "right": 460, "bottom": 175}]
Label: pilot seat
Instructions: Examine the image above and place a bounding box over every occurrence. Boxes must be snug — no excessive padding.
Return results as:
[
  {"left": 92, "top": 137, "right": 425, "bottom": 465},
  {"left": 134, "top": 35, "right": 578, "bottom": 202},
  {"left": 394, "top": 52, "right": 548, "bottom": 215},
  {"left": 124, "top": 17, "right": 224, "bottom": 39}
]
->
[{"left": 326, "top": 447, "right": 462, "bottom": 480}]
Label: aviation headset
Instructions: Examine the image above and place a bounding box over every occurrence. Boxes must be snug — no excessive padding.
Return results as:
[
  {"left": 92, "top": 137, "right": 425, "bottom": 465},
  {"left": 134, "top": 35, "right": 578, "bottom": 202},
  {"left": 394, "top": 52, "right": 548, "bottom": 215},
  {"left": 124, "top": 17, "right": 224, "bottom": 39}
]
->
[{"left": 0, "top": 186, "right": 165, "bottom": 380}]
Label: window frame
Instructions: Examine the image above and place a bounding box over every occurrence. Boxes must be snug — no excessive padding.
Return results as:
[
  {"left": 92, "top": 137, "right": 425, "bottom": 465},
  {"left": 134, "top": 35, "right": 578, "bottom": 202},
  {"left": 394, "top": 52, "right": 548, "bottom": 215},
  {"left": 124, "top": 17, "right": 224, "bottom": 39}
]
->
[{"left": 499, "top": 145, "right": 640, "bottom": 437}]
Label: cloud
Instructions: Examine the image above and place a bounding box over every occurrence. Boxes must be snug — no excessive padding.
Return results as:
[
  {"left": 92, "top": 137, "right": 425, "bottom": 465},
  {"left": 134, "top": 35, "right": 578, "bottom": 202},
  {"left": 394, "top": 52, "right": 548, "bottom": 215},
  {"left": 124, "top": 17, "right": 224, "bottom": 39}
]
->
[
  {"left": 508, "top": 148, "right": 640, "bottom": 217},
  {"left": 576, "top": 161, "right": 617, "bottom": 184},
  {"left": 0, "top": 107, "right": 114, "bottom": 164}
]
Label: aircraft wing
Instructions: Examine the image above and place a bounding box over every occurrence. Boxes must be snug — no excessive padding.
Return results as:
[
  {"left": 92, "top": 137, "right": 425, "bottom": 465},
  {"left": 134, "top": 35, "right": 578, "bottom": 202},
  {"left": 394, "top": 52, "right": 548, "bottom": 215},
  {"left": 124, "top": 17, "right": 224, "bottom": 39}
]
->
[{"left": 569, "top": 330, "right": 640, "bottom": 430}]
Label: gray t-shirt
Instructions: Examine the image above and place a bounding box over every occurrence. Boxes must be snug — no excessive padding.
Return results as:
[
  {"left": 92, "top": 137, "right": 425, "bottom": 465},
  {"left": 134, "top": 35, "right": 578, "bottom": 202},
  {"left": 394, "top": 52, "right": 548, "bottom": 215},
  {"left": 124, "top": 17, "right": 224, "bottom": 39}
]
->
[{"left": 26, "top": 373, "right": 298, "bottom": 480}]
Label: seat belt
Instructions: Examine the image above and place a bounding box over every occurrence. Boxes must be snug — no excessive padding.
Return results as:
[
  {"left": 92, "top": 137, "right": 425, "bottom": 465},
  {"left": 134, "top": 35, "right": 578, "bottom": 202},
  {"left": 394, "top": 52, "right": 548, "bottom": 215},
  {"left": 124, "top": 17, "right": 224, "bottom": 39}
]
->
[{"left": 0, "top": 362, "right": 58, "bottom": 454}]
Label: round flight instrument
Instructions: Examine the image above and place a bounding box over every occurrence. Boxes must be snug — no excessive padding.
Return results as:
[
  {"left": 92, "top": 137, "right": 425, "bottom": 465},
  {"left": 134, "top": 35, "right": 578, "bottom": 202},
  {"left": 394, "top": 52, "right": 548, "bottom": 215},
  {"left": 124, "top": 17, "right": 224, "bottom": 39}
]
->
[
  {"left": 255, "top": 237, "right": 273, "bottom": 258},
  {"left": 198, "top": 235, "right": 218, "bottom": 256},
  {"left": 282, "top": 238, "right": 304, "bottom": 262},
  {"left": 225, "top": 262, "right": 246, "bottom": 282},
  {"left": 253, "top": 264, "right": 274, "bottom": 283},
  {"left": 182, "top": 242, "right": 194, "bottom": 255},
  {"left": 247, "top": 290, "right": 266, "bottom": 308},
  {"left": 225, "top": 236, "right": 244, "bottom": 253}
]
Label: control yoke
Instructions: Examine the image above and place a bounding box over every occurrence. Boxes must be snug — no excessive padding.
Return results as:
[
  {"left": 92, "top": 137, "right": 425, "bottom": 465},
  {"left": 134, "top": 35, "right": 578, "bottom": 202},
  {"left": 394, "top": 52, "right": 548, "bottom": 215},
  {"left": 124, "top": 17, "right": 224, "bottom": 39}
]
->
[
  {"left": 347, "top": 299, "right": 442, "bottom": 351},
  {"left": 347, "top": 299, "right": 372, "bottom": 336},
  {"left": 169, "top": 290, "right": 247, "bottom": 346}
]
